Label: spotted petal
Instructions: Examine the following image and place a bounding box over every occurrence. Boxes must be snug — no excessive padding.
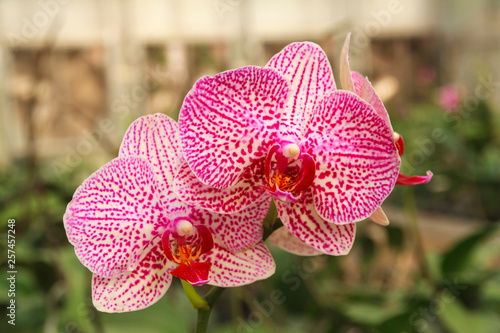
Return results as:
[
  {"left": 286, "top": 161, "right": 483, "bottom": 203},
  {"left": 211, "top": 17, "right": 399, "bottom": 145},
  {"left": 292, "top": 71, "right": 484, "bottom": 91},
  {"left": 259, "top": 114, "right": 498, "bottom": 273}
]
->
[
  {"left": 119, "top": 113, "right": 182, "bottom": 201},
  {"left": 179, "top": 66, "right": 290, "bottom": 189},
  {"left": 267, "top": 42, "right": 336, "bottom": 139},
  {"left": 276, "top": 196, "right": 356, "bottom": 255},
  {"left": 204, "top": 242, "right": 276, "bottom": 287},
  {"left": 267, "top": 226, "right": 323, "bottom": 256},
  {"left": 188, "top": 195, "right": 272, "bottom": 252},
  {"left": 92, "top": 238, "right": 176, "bottom": 313},
  {"left": 64, "top": 157, "right": 170, "bottom": 278},
  {"left": 305, "top": 91, "right": 400, "bottom": 224},
  {"left": 173, "top": 160, "right": 267, "bottom": 213}
]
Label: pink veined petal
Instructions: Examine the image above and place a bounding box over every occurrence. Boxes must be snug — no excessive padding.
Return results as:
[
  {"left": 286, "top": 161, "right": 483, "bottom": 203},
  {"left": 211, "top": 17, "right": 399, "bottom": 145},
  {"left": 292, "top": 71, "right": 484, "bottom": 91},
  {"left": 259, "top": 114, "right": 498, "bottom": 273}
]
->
[
  {"left": 276, "top": 195, "right": 356, "bottom": 255},
  {"left": 173, "top": 160, "right": 267, "bottom": 213},
  {"left": 341, "top": 34, "right": 393, "bottom": 132},
  {"left": 357, "top": 73, "right": 393, "bottom": 132},
  {"left": 188, "top": 195, "right": 272, "bottom": 252},
  {"left": 267, "top": 226, "right": 323, "bottom": 256},
  {"left": 92, "top": 237, "right": 176, "bottom": 313},
  {"left": 339, "top": 33, "right": 356, "bottom": 93},
  {"left": 304, "top": 91, "right": 400, "bottom": 224},
  {"left": 202, "top": 242, "right": 276, "bottom": 287},
  {"left": 266, "top": 41, "right": 336, "bottom": 138},
  {"left": 64, "top": 157, "right": 170, "bottom": 278},
  {"left": 351, "top": 71, "right": 364, "bottom": 96},
  {"left": 396, "top": 171, "right": 433, "bottom": 185},
  {"left": 179, "top": 66, "right": 290, "bottom": 189},
  {"left": 119, "top": 113, "right": 182, "bottom": 202}
]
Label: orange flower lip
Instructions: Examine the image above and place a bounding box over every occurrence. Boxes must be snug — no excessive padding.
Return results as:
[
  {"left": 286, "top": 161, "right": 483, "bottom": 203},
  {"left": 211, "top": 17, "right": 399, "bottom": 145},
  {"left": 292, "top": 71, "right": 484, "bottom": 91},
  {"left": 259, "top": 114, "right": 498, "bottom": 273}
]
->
[{"left": 262, "top": 142, "right": 316, "bottom": 202}]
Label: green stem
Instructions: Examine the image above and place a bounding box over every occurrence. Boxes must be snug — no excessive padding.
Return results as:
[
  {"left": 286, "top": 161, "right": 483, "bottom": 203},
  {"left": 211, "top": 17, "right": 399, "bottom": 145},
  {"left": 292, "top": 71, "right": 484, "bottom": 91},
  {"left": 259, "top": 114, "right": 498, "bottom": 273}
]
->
[
  {"left": 195, "top": 287, "right": 225, "bottom": 333},
  {"left": 181, "top": 280, "right": 209, "bottom": 310},
  {"left": 403, "top": 186, "right": 435, "bottom": 287}
]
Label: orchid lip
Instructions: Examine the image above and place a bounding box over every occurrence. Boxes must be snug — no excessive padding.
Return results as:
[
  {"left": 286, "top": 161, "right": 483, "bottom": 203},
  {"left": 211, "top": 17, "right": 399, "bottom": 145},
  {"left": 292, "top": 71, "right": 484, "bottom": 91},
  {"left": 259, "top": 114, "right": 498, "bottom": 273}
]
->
[
  {"left": 161, "top": 222, "right": 214, "bottom": 285},
  {"left": 263, "top": 142, "right": 316, "bottom": 201}
]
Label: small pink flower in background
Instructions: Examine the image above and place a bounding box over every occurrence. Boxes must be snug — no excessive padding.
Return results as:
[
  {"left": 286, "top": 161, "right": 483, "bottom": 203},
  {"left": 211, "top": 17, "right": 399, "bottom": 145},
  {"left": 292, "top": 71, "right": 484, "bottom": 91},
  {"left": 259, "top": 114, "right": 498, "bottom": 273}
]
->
[
  {"left": 439, "top": 84, "right": 461, "bottom": 113},
  {"left": 176, "top": 44, "right": 400, "bottom": 255},
  {"left": 339, "top": 34, "right": 433, "bottom": 197},
  {"left": 64, "top": 114, "right": 275, "bottom": 312}
]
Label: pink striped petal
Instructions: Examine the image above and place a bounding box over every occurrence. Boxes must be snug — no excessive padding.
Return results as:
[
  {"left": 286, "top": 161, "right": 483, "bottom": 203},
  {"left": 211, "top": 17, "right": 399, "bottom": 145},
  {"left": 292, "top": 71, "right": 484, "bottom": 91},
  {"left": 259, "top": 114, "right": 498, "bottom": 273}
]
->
[
  {"left": 179, "top": 66, "right": 290, "bottom": 189},
  {"left": 304, "top": 91, "right": 400, "bottom": 224},
  {"left": 119, "top": 113, "right": 182, "bottom": 200},
  {"left": 188, "top": 195, "right": 271, "bottom": 252},
  {"left": 266, "top": 42, "right": 336, "bottom": 139},
  {"left": 173, "top": 160, "right": 267, "bottom": 213},
  {"left": 340, "top": 33, "right": 356, "bottom": 93},
  {"left": 355, "top": 73, "right": 393, "bottom": 132},
  {"left": 351, "top": 71, "right": 364, "bottom": 96},
  {"left": 340, "top": 34, "right": 393, "bottom": 132},
  {"left": 64, "top": 157, "right": 170, "bottom": 278},
  {"left": 92, "top": 238, "right": 176, "bottom": 313},
  {"left": 396, "top": 171, "right": 433, "bottom": 185},
  {"left": 204, "top": 242, "right": 276, "bottom": 287},
  {"left": 276, "top": 196, "right": 356, "bottom": 255},
  {"left": 267, "top": 226, "right": 323, "bottom": 256}
]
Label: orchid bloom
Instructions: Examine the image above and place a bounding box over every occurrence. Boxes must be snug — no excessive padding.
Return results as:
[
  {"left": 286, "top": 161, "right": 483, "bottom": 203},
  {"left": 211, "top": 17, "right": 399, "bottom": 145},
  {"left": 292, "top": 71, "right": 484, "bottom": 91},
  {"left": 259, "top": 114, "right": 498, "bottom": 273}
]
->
[
  {"left": 64, "top": 114, "right": 275, "bottom": 312},
  {"left": 176, "top": 43, "right": 400, "bottom": 256},
  {"left": 339, "top": 34, "right": 433, "bottom": 193}
]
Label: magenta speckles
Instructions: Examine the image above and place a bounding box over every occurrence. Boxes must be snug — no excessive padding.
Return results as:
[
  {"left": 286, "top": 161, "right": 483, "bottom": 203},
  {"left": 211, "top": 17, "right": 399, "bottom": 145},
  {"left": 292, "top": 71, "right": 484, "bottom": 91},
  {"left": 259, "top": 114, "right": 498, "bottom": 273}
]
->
[
  {"left": 177, "top": 42, "right": 400, "bottom": 255},
  {"left": 64, "top": 114, "right": 275, "bottom": 313}
]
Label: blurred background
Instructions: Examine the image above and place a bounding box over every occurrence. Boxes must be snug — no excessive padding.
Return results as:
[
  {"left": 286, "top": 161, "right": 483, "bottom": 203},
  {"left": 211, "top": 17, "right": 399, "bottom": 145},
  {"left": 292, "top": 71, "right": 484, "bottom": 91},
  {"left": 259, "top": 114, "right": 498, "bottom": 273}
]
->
[{"left": 1, "top": 0, "right": 500, "bottom": 332}]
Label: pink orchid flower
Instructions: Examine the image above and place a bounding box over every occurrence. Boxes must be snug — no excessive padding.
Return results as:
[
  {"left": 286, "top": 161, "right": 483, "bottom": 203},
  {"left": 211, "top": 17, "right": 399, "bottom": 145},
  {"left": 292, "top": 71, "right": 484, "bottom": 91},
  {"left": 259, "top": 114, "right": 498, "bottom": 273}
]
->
[
  {"left": 439, "top": 84, "right": 461, "bottom": 113},
  {"left": 339, "top": 34, "right": 433, "bottom": 203},
  {"left": 176, "top": 44, "right": 400, "bottom": 255},
  {"left": 64, "top": 114, "right": 275, "bottom": 312}
]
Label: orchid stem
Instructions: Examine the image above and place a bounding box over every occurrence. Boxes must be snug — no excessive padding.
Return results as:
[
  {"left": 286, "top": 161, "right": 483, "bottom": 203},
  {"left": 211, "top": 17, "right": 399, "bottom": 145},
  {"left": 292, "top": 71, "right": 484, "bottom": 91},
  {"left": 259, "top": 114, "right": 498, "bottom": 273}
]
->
[
  {"left": 403, "top": 186, "right": 435, "bottom": 287},
  {"left": 195, "top": 286, "right": 225, "bottom": 333},
  {"left": 181, "top": 280, "right": 209, "bottom": 310}
]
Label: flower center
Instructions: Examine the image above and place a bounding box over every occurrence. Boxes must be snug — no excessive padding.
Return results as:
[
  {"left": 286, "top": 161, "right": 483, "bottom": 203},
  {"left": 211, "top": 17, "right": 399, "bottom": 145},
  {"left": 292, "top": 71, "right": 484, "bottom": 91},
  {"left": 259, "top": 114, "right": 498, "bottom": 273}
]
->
[
  {"left": 161, "top": 219, "right": 214, "bottom": 285},
  {"left": 263, "top": 142, "right": 316, "bottom": 201}
]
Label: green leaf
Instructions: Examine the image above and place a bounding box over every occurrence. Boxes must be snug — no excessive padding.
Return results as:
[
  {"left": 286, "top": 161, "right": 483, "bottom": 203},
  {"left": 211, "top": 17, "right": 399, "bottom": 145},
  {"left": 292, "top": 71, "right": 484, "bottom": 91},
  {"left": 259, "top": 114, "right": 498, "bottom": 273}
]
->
[
  {"left": 440, "top": 227, "right": 494, "bottom": 280},
  {"left": 439, "top": 298, "right": 500, "bottom": 333}
]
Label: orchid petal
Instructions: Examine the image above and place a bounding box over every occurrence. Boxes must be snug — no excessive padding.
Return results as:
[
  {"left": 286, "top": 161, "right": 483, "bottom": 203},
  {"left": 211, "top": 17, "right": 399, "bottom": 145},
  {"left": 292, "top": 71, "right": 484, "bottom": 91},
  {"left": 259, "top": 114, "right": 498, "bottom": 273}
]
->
[
  {"left": 92, "top": 238, "right": 176, "bottom": 313},
  {"left": 394, "top": 132, "right": 404, "bottom": 156},
  {"left": 276, "top": 196, "right": 356, "bottom": 255},
  {"left": 305, "top": 91, "right": 400, "bottom": 224},
  {"left": 203, "top": 242, "right": 276, "bottom": 287},
  {"left": 368, "top": 206, "right": 390, "bottom": 226},
  {"left": 267, "top": 226, "right": 323, "bottom": 256},
  {"left": 188, "top": 195, "right": 271, "bottom": 252},
  {"left": 340, "top": 34, "right": 393, "bottom": 132},
  {"left": 171, "top": 262, "right": 212, "bottom": 286},
  {"left": 119, "top": 113, "right": 182, "bottom": 201},
  {"left": 339, "top": 33, "right": 356, "bottom": 93},
  {"left": 64, "top": 157, "right": 170, "bottom": 278},
  {"left": 356, "top": 73, "right": 393, "bottom": 132},
  {"left": 173, "top": 160, "right": 267, "bottom": 213},
  {"left": 179, "top": 66, "right": 290, "bottom": 189},
  {"left": 396, "top": 171, "right": 433, "bottom": 185},
  {"left": 266, "top": 42, "right": 336, "bottom": 138}
]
